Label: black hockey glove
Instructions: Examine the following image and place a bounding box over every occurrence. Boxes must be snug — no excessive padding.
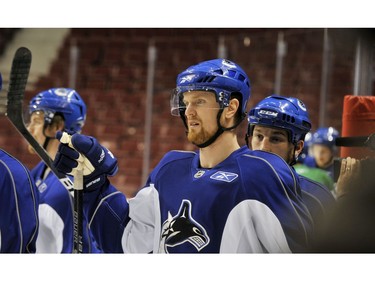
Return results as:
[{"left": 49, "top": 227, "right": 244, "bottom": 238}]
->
[{"left": 54, "top": 131, "right": 118, "bottom": 191}]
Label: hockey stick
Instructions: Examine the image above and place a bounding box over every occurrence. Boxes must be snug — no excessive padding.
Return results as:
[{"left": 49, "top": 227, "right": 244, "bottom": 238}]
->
[{"left": 5, "top": 47, "right": 83, "bottom": 253}]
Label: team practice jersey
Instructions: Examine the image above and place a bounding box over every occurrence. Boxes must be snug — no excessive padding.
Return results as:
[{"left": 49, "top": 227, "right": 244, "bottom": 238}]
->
[
  {"left": 297, "top": 174, "right": 336, "bottom": 227},
  {"left": 84, "top": 146, "right": 313, "bottom": 253},
  {"left": 0, "top": 149, "right": 39, "bottom": 253},
  {"left": 31, "top": 161, "right": 101, "bottom": 253}
]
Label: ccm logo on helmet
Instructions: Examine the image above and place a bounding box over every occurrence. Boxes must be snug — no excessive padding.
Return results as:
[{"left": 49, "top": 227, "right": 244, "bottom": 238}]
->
[{"left": 259, "top": 109, "right": 278, "bottom": 117}]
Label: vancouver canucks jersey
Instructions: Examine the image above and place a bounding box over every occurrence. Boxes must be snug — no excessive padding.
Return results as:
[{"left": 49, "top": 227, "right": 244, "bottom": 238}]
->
[
  {"left": 298, "top": 174, "right": 336, "bottom": 227},
  {"left": 85, "top": 146, "right": 313, "bottom": 253},
  {"left": 31, "top": 161, "right": 101, "bottom": 253},
  {"left": 0, "top": 149, "right": 39, "bottom": 253}
]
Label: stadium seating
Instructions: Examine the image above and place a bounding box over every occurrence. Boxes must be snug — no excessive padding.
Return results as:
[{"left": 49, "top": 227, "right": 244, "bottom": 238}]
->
[{"left": 3, "top": 28, "right": 355, "bottom": 198}]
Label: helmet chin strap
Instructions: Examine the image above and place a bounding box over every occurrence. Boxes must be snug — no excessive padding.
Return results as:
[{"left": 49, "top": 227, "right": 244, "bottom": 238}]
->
[
  {"left": 42, "top": 123, "right": 57, "bottom": 150},
  {"left": 290, "top": 142, "right": 302, "bottom": 166},
  {"left": 42, "top": 136, "right": 51, "bottom": 150},
  {"left": 290, "top": 147, "right": 298, "bottom": 166}
]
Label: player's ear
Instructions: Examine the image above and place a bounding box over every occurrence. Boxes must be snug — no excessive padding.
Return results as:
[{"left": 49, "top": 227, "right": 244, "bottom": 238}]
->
[
  {"left": 48, "top": 115, "right": 65, "bottom": 134},
  {"left": 295, "top": 140, "right": 304, "bottom": 157},
  {"left": 56, "top": 118, "right": 65, "bottom": 132},
  {"left": 225, "top": 98, "right": 240, "bottom": 118}
]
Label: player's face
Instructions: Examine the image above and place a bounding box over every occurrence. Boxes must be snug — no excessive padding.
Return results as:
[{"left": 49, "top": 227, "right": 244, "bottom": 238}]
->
[
  {"left": 26, "top": 111, "right": 45, "bottom": 154},
  {"left": 27, "top": 111, "right": 57, "bottom": 154},
  {"left": 311, "top": 144, "right": 333, "bottom": 168},
  {"left": 250, "top": 125, "right": 295, "bottom": 163},
  {"left": 183, "top": 91, "right": 220, "bottom": 145}
]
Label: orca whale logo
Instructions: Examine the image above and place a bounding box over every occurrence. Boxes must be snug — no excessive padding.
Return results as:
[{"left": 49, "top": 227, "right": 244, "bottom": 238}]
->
[{"left": 159, "top": 200, "right": 210, "bottom": 253}]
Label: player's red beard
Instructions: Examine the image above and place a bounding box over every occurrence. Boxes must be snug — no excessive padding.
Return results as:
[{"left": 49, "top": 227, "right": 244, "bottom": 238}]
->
[{"left": 187, "top": 122, "right": 213, "bottom": 146}]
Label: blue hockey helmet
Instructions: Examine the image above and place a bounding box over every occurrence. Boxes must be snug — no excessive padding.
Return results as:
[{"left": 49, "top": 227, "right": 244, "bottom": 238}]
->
[
  {"left": 311, "top": 127, "right": 339, "bottom": 150},
  {"left": 247, "top": 95, "right": 312, "bottom": 145},
  {"left": 171, "top": 58, "right": 251, "bottom": 118},
  {"left": 29, "top": 88, "right": 86, "bottom": 133}
]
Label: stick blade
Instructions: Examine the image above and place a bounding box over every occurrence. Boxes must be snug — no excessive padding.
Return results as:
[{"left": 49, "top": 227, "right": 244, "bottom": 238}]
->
[{"left": 7, "top": 47, "right": 32, "bottom": 121}]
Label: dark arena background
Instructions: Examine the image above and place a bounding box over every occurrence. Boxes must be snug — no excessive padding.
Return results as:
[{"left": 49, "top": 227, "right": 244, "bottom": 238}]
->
[{"left": 0, "top": 28, "right": 374, "bottom": 198}]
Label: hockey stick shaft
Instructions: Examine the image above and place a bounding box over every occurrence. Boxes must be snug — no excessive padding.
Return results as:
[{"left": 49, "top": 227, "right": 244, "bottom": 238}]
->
[
  {"left": 59, "top": 133, "right": 85, "bottom": 254},
  {"left": 6, "top": 47, "right": 83, "bottom": 253}
]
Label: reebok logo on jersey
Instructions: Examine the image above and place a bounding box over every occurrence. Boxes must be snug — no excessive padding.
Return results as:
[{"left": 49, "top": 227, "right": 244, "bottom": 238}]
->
[{"left": 210, "top": 171, "right": 238, "bottom": 183}]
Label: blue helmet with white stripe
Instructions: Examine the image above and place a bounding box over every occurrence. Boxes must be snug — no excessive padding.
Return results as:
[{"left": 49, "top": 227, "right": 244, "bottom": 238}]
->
[
  {"left": 29, "top": 88, "right": 86, "bottom": 133},
  {"left": 247, "top": 95, "right": 312, "bottom": 144}
]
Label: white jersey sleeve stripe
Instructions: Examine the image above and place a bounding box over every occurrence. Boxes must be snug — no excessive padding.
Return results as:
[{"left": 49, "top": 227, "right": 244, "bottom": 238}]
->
[
  {"left": 122, "top": 185, "right": 160, "bottom": 253},
  {"left": 88, "top": 191, "right": 124, "bottom": 228}
]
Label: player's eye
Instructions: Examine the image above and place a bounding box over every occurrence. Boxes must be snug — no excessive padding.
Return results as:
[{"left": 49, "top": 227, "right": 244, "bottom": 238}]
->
[
  {"left": 270, "top": 136, "right": 284, "bottom": 143},
  {"left": 194, "top": 99, "right": 205, "bottom": 106},
  {"left": 255, "top": 134, "right": 264, "bottom": 141}
]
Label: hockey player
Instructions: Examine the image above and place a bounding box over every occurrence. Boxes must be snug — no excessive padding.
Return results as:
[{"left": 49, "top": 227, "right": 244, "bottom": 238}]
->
[
  {"left": 0, "top": 149, "right": 39, "bottom": 253},
  {"left": 294, "top": 132, "right": 334, "bottom": 192},
  {"left": 53, "top": 59, "right": 313, "bottom": 253},
  {"left": 0, "top": 73, "right": 39, "bottom": 253},
  {"left": 308, "top": 127, "right": 340, "bottom": 181},
  {"left": 246, "top": 95, "right": 336, "bottom": 228},
  {"left": 27, "top": 88, "right": 101, "bottom": 253}
]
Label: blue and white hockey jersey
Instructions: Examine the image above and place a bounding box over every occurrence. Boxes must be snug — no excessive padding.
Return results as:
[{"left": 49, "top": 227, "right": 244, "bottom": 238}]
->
[
  {"left": 0, "top": 149, "right": 39, "bottom": 253},
  {"left": 32, "top": 161, "right": 101, "bottom": 253},
  {"left": 298, "top": 175, "right": 336, "bottom": 227},
  {"left": 84, "top": 146, "right": 313, "bottom": 253}
]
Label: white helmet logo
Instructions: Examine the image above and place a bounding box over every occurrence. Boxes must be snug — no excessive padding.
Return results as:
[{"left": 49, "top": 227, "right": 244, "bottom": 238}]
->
[
  {"left": 179, "top": 74, "right": 196, "bottom": 84},
  {"left": 54, "top": 88, "right": 69, "bottom": 97},
  {"left": 297, "top": 100, "right": 307, "bottom": 111}
]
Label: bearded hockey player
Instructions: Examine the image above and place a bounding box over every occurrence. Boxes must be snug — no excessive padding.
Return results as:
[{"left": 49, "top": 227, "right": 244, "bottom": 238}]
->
[{"left": 54, "top": 59, "right": 313, "bottom": 253}]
